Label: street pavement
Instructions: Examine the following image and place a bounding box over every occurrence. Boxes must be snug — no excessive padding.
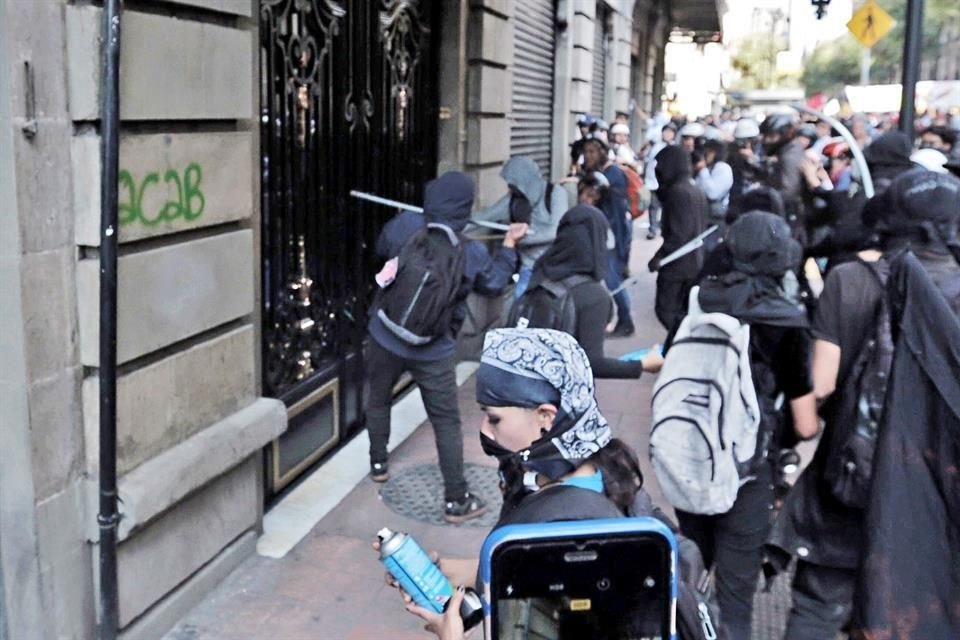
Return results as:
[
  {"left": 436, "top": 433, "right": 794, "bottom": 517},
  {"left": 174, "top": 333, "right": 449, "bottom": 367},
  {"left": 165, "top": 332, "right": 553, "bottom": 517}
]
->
[{"left": 165, "top": 226, "right": 804, "bottom": 640}]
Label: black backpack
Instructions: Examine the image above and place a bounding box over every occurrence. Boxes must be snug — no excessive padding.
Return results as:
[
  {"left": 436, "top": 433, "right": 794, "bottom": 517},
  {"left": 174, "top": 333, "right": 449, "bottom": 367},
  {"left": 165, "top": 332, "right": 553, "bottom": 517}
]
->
[
  {"left": 375, "top": 223, "right": 466, "bottom": 345},
  {"left": 822, "top": 259, "right": 893, "bottom": 509},
  {"left": 506, "top": 275, "right": 592, "bottom": 334}
]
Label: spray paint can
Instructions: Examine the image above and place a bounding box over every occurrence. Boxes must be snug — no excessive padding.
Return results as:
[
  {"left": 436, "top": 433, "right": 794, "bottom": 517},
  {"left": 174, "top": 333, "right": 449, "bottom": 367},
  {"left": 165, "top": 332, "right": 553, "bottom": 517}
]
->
[{"left": 377, "top": 527, "right": 483, "bottom": 629}]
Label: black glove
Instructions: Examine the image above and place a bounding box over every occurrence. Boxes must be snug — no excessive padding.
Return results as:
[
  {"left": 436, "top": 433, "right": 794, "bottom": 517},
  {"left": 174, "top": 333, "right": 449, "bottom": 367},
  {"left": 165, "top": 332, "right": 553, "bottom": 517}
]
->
[{"left": 647, "top": 256, "right": 660, "bottom": 273}]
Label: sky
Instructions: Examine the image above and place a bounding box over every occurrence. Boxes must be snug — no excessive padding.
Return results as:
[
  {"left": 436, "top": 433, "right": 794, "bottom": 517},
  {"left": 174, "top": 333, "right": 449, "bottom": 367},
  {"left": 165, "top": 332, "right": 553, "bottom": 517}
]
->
[{"left": 723, "top": 0, "right": 855, "bottom": 55}]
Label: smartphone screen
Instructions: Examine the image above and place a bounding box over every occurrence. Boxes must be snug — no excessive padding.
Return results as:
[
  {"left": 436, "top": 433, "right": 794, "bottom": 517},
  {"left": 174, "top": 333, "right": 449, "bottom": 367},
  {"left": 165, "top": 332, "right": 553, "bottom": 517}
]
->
[{"left": 490, "top": 532, "right": 673, "bottom": 640}]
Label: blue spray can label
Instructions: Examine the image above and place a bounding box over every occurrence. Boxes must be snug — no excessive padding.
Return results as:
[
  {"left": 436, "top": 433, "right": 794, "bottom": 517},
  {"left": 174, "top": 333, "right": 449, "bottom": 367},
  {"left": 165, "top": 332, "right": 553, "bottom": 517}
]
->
[{"left": 378, "top": 527, "right": 453, "bottom": 614}]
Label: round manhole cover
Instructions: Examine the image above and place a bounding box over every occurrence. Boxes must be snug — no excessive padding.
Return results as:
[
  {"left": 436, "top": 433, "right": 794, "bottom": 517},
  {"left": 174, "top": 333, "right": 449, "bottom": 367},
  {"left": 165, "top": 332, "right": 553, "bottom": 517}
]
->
[{"left": 380, "top": 463, "right": 503, "bottom": 527}]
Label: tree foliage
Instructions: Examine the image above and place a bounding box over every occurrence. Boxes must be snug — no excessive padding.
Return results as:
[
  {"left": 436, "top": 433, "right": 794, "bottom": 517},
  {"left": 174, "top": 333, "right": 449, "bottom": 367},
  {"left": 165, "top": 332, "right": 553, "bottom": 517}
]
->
[
  {"left": 801, "top": 0, "right": 960, "bottom": 95},
  {"left": 730, "top": 34, "right": 786, "bottom": 90}
]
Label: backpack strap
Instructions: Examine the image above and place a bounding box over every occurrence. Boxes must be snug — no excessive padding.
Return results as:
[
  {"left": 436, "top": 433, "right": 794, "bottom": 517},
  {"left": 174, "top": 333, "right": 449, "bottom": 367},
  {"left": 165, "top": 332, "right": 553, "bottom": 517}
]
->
[
  {"left": 687, "top": 285, "right": 703, "bottom": 316},
  {"left": 425, "top": 222, "right": 461, "bottom": 246},
  {"left": 544, "top": 182, "right": 554, "bottom": 214}
]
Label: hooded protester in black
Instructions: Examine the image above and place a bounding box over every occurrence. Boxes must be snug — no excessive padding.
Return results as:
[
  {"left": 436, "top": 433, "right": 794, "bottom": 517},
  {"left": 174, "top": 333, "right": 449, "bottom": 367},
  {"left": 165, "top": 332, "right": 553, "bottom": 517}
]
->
[
  {"left": 650, "top": 144, "right": 708, "bottom": 331},
  {"left": 862, "top": 130, "right": 916, "bottom": 195},
  {"left": 698, "top": 211, "right": 806, "bottom": 328},
  {"left": 865, "top": 168, "right": 960, "bottom": 315},
  {"left": 526, "top": 205, "right": 644, "bottom": 379},
  {"left": 529, "top": 204, "right": 607, "bottom": 285},
  {"left": 853, "top": 251, "right": 960, "bottom": 639},
  {"left": 767, "top": 168, "right": 960, "bottom": 640},
  {"left": 674, "top": 216, "right": 815, "bottom": 640}
]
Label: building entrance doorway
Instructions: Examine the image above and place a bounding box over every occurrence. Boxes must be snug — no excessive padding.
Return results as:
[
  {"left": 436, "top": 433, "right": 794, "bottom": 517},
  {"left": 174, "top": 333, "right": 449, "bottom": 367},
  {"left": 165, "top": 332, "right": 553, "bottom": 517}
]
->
[{"left": 259, "top": 0, "right": 441, "bottom": 496}]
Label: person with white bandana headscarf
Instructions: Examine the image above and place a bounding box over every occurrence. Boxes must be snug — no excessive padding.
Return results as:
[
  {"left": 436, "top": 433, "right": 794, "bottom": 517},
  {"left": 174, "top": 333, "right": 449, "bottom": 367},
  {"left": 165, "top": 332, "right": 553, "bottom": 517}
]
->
[{"left": 381, "top": 328, "right": 661, "bottom": 640}]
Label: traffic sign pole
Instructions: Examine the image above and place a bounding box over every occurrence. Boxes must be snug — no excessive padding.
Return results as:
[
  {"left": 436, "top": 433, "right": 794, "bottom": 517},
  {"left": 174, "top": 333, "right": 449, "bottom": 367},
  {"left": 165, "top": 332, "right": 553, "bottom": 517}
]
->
[{"left": 899, "top": 0, "right": 924, "bottom": 140}]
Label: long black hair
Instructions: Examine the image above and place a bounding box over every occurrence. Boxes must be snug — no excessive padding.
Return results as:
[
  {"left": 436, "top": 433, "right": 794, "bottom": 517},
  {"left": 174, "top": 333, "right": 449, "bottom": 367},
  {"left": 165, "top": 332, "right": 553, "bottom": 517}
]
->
[{"left": 591, "top": 438, "right": 643, "bottom": 512}]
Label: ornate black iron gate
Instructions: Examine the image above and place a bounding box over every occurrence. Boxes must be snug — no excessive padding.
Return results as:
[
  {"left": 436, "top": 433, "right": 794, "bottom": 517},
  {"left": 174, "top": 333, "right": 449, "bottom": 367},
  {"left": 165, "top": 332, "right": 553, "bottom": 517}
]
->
[{"left": 260, "top": 0, "right": 440, "bottom": 495}]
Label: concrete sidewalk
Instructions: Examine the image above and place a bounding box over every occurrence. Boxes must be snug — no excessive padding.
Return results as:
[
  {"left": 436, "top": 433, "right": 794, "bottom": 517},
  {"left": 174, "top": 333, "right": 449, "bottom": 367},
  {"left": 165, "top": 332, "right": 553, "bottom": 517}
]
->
[{"left": 165, "top": 229, "right": 797, "bottom": 640}]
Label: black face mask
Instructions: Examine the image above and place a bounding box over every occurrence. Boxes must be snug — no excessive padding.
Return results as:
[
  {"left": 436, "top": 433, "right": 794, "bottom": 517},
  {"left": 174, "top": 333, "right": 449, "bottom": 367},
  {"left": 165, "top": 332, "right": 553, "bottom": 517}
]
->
[
  {"left": 481, "top": 433, "right": 534, "bottom": 510},
  {"left": 509, "top": 192, "right": 532, "bottom": 224},
  {"left": 480, "top": 432, "right": 514, "bottom": 460}
]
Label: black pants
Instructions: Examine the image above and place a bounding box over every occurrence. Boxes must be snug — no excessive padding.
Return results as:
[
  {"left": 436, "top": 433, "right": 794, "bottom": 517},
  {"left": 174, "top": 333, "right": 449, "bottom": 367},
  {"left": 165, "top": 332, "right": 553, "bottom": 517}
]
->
[
  {"left": 366, "top": 338, "right": 467, "bottom": 500},
  {"left": 655, "top": 275, "right": 693, "bottom": 333},
  {"left": 784, "top": 560, "right": 856, "bottom": 640},
  {"left": 676, "top": 464, "right": 774, "bottom": 640}
]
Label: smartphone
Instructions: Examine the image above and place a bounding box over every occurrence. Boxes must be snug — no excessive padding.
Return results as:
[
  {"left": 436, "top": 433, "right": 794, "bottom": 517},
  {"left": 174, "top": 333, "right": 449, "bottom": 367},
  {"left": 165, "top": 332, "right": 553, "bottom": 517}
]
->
[{"left": 480, "top": 518, "right": 677, "bottom": 640}]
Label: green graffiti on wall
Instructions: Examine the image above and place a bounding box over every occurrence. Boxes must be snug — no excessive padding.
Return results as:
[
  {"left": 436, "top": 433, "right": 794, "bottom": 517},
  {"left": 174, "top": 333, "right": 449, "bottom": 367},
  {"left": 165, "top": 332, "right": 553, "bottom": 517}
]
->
[{"left": 119, "top": 162, "right": 206, "bottom": 226}]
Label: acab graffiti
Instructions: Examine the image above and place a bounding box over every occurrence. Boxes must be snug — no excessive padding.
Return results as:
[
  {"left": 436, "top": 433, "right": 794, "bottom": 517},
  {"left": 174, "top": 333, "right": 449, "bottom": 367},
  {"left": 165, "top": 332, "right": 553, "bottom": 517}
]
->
[{"left": 119, "top": 162, "right": 206, "bottom": 226}]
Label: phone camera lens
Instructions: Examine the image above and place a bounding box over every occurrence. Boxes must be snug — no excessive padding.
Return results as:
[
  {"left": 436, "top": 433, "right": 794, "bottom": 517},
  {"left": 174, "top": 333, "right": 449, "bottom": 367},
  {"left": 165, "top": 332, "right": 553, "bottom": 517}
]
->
[{"left": 596, "top": 578, "right": 611, "bottom": 591}]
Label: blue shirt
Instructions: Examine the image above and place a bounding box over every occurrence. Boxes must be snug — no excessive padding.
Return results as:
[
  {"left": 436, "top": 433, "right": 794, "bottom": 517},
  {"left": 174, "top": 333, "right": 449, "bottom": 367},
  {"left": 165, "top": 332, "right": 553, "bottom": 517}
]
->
[{"left": 561, "top": 469, "right": 604, "bottom": 494}]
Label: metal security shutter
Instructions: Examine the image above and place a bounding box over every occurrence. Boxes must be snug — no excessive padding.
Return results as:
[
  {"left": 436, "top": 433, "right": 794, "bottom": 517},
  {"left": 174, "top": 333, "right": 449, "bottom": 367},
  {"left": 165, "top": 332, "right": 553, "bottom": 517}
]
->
[
  {"left": 510, "top": 0, "right": 556, "bottom": 176},
  {"left": 592, "top": 3, "right": 609, "bottom": 118}
]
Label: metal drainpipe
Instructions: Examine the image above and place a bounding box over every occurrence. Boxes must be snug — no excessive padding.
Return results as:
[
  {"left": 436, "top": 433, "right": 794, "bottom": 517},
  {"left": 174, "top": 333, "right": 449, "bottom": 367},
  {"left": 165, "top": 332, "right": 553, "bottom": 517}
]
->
[{"left": 98, "top": 1, "right": 122, "bottom": 638}]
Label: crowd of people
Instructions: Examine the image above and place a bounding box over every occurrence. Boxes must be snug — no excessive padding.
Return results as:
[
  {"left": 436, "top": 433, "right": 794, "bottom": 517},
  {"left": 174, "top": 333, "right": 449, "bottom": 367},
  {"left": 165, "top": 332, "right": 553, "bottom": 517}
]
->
[{"left": 367, "top": 104, "right": 960, "bottom": 640}]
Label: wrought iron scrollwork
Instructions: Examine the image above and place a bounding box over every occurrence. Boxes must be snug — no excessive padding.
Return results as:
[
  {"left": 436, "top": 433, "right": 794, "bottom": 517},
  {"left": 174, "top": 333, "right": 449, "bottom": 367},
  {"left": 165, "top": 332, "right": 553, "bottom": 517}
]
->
[
  {"left": 379, "top": 1, "right": 429, "bottom": 141},
  {"left": 261, "top": 0, "right": 438, "bottom": 397}
]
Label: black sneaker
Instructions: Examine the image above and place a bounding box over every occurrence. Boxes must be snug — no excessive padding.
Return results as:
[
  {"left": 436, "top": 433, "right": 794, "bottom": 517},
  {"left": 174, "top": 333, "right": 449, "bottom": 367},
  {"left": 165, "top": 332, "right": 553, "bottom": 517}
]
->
[
  {"left": 443, "top": 491, "right": 487, "bottom": 524},
  {"left": 370, "top": 461, "right": 389, "bottom": 483},
  {"left": 646, "top": 229, "right": 658, "bottom": 240},
  {"left": 607, "top": 321, "right": 636, "bottom": 338}
]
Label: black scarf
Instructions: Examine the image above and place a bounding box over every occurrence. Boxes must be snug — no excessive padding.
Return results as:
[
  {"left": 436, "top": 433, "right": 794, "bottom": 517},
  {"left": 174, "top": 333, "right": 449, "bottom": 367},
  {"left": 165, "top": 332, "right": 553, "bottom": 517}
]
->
[
  {"left": 529, "top": 205, "right": 608, "bottom": 287},
  {"left": 698, "top": 211, "right": 808, "bottom": 328}
]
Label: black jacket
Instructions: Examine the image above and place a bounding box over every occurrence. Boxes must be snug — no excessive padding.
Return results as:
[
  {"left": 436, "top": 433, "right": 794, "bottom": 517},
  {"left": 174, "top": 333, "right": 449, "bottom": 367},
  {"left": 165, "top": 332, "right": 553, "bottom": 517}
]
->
[
  {"left": 368, "top": 172, "right": 518, "bottom": 361},
  {"left": 853, "top": 251, "right": 960, "bottom": 638},
  {"left": 653, "top": 145, "right": 707, "bottom": 280}
]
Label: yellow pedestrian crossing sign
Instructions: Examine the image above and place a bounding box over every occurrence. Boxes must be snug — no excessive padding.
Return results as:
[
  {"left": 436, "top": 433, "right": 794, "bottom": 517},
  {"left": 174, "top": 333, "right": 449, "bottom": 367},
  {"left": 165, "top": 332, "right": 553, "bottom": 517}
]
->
[{"left": 847, "top": 0, "right": 896, "bottom": 48}]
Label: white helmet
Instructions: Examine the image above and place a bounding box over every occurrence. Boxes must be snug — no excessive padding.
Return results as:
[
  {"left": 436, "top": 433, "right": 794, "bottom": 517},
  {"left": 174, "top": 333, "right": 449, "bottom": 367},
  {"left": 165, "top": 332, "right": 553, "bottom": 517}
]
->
[
  {"left": 910, "top": 148, "right": 949, "bottom": 173},
  {"left": 610, "top": 123, "right": 630, "bottom": 136},
  {"left": 679, "top": 122, "right": 706, "bottom": 138},
  {"left": 734, "top": 118, "right": 761, "bottom": 140}
]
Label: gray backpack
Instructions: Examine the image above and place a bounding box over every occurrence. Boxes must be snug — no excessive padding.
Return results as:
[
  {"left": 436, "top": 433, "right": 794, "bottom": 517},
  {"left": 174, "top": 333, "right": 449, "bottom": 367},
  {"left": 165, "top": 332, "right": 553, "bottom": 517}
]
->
[{"left": 650, "top": 287, "right": 760, "bottom": 515}]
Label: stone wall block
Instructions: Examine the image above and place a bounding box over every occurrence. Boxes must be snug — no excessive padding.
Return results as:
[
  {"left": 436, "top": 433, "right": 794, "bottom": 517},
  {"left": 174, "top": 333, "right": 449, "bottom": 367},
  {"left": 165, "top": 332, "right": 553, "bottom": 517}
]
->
[
  {"left": 469, "top": 0, "right": 512, "bottom": 18},
  {"left": 469, "top": 11, "right": 512, "bottom": 67},
  {"left": 76, "top": 230, "right": 255, "bottom": 366},
  {"left": 114, "top": 398, "right": 285, "bottom": 540},
  {"left": 616, "top": 63, "right": 631, "bottom": 90},
  {"left": 570, "top": 79, "right": 593, "bottom": 113},
  {"left": 81, "top": 326, "right": 257, "bottom": 476},
  {"left": 150, "top": 0, "right": 253, "bottom": 16},
  {"left": 466, "top": 117, "right": 510, "bottom": 166},
  {"left": 20, "top": 248, "right": 78, "bottom": 382},
  {"left": 116, "top": 458, "right": 258, "bottom": 627},
  {"left": 472, "top": 164, "right": 507, "bottom": 208},
  {"left": 571, "top": 13, "right": 595, "bottom": 50},
  {"left": 15, "top": 126, "right": 74, "bottom": 254},
  {"left": 66, "top": 6, "right": 253, "bottom": 121},
  {"left": 573, "top": 1, "right": 596, "bottom": 20},
  {"left": 29, "top": 366, "right": 83, "bottom": 500},
  {"left": 73, "top": 132, "right": 256, "bottom": 246},
  {"left": 468, "top": 65, "right": 512, "bottom": 114},
  {"left": 571, "top": 47, "right": 593, "bottom": 82},
  {"left": 36, "top": 482, "right": 95, "bottom": 638},
  {"left": 5, "top": 0, "right": 70, "bottom": 119}
]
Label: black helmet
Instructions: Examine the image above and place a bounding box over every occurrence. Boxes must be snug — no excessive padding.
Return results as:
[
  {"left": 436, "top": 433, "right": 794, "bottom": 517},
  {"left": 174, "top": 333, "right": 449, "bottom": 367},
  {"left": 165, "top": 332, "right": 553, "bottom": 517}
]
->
[
  {"left": 797, "top": 123, "right": 818, "bottom": 141},
  {"left": 759, "top": 111, "right": 798, "bottom": 138}
]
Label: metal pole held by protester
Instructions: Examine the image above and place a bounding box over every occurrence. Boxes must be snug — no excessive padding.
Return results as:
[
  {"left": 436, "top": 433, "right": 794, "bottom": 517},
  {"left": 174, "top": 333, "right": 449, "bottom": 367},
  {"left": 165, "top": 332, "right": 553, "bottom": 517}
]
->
[
  {"left": 349, "top": 190, "right": 514, "bottom": 233},
  {"left": 611, "top": 225, "right": 719, "bottom": 296}
]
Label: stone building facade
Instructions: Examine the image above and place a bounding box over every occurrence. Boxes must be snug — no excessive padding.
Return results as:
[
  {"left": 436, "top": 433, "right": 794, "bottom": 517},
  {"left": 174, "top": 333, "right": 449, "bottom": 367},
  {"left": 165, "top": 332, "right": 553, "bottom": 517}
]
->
[{"left": 0, "top": 1, "right": 718, "bottom": 638}]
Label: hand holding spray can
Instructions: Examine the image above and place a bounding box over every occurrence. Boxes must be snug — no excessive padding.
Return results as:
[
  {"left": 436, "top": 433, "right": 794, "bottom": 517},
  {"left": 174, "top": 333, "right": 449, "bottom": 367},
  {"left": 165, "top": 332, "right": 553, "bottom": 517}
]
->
[{"left": 377, "top": 527, "right": 483, "bottom": 629}]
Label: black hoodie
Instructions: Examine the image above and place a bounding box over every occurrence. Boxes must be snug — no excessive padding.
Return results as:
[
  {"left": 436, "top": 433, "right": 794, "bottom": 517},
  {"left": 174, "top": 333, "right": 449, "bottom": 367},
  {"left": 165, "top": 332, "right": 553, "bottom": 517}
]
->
[
  {"left": 653, "top": 145, "right": 708, "bottom": 280},
  {"left": 863, "top": 130, "right": 916, "bottom": 195},
  {"left": 369, "top": 171, "right": 518, "bottom": 360}
]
